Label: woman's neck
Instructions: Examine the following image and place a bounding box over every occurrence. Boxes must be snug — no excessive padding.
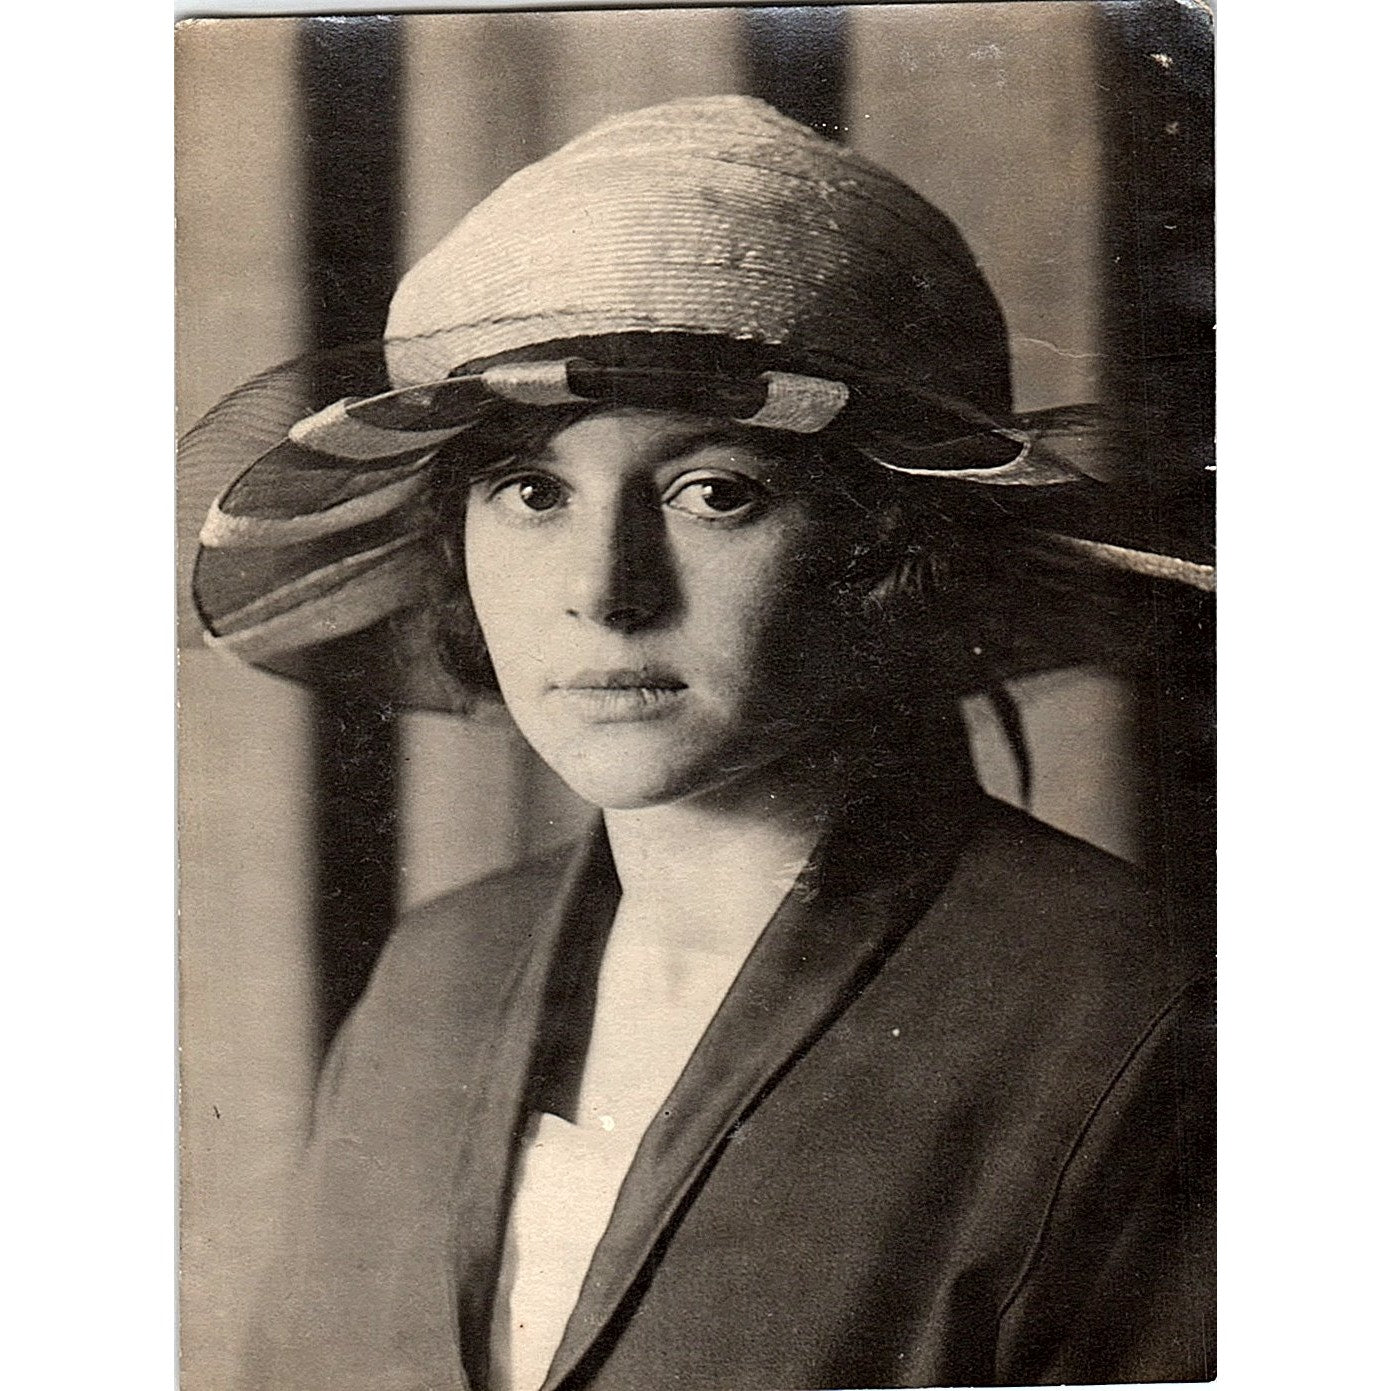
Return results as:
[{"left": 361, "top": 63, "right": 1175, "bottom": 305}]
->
[
  {"left": 599, "top": 700, "right": 976, "bottom": 933},
  {"left": 569, "top": 791, "right": 820, "bottom": 1133},
  {"left": 601, "top": 781, "right": 823, "bottom": 934}
]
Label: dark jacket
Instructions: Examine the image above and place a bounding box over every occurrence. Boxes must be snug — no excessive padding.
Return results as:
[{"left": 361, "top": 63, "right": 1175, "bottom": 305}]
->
[{"left": 242, "top": 790, "right": 1214, "bottom": 1389}]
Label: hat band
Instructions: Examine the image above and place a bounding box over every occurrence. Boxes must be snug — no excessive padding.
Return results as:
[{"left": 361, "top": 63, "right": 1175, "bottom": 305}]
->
[{"left": 287, "top": 359, "right": 853, "bottom": 462}]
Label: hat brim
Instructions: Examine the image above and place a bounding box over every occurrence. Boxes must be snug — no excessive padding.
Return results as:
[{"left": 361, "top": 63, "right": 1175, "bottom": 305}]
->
[{"left": 186, "top": 337, "right": 1213, "bottom": 714}]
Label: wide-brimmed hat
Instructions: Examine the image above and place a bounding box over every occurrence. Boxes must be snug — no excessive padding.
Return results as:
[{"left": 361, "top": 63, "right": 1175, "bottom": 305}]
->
[{"left": 188, "top": 95, "right": 1213, "bottom": 714}]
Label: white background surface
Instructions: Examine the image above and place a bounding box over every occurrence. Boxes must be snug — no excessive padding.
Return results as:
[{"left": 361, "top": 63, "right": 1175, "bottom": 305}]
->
[{"left": 2, "top": 1, "right": 1386, "bottom": 1388}]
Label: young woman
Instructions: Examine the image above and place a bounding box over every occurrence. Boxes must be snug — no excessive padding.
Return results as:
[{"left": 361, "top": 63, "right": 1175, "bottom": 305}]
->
[{"left": 189, "top": 97, "right": 1214, "bottom": 1390}]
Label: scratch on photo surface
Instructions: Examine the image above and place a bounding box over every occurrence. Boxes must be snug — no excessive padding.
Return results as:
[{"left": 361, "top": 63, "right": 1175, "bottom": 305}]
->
[{"left": 1014, "top": 336, "right": 1102, "bottom": 363}]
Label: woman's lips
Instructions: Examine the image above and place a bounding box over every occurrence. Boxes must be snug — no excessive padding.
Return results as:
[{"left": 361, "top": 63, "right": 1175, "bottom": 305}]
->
[
  {"left": 550, "top": 670, "right": 688, "bottom": 722},
  {"left": 558, "top": 668, "right": 686, "bottom": 691}
]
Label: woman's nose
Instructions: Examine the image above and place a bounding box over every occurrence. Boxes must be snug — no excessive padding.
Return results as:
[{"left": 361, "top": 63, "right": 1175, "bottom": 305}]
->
[{"left": 564, "top": 494, "right": 672, "bottom": 631}]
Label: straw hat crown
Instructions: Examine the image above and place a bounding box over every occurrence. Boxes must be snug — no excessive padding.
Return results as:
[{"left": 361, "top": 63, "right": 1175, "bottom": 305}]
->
[{"left": 384, "top": 95, "right": 1012, "bottom": 411}]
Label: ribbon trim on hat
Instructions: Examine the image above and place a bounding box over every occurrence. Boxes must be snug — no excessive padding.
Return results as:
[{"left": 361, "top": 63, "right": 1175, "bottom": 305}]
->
[
  {"left": 203, "top": 534, "right": 438, "bottom": 662},
  {"left": 284, "top": 358, "right": 1087, "bottom": 487},
  {"left": 287, "top": 359, "right": 857, "bottom": 460}
]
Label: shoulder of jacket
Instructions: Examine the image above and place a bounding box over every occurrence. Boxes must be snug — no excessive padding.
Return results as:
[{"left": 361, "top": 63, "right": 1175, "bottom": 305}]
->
[
  {"left": 930, "top": 797, "right": 1207, "bottom": 1013},
  {"left": 400, "top": 839, "right": 580, "bottom": 932},
  {"left": 371, "top": 838, "right": 583, "bottom": 995},
  {"left": 968, "top": 797, "right": 1143, "bottom": 906}
]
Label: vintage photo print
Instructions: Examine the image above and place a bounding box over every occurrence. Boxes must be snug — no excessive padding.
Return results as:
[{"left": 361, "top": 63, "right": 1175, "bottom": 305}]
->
[{"left": 176, "top": 4, "right": 1215, "bottom": 1387}]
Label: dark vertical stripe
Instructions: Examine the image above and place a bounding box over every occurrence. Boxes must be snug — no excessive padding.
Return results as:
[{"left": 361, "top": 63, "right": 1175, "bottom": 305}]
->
[
  {"left": 741, "top": 6, "right": 848, "bottom": 140},
  {"left": 1095, "top": 5, "right": 1215, "bottom": 947},
  {"left": 298, "top": 15, "right": 404, "bottom": 1054}
]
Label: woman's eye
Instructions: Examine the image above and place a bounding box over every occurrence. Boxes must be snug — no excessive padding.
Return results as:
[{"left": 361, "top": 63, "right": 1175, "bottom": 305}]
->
[
  {"left": 665, "top": 474, "right": 764, "bottom": 519},
  {"left": 489, "top": 474, "right": 568, "bottom": 514}
]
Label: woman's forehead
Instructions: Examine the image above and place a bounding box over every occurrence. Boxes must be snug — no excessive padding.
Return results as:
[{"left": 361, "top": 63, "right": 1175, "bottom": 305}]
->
[{"left": 524, "top": 407, "right": 799, "bottom": 471}]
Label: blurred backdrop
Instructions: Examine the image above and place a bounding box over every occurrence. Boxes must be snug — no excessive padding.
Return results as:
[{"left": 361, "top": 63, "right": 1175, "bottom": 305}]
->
[{"left": 176, "top": 5, "right": 1212, "bottom": 1384}]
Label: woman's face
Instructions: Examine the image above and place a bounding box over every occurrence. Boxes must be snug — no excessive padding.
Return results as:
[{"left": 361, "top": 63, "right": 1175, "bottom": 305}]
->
[{"left": 464, "top": 408, "right": 872, "bottom": 810}]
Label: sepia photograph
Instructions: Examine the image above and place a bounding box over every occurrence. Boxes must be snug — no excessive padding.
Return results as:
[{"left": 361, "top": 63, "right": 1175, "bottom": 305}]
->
[{"left": 175, "top": 4, "right": 1216, "bottom": 1388}]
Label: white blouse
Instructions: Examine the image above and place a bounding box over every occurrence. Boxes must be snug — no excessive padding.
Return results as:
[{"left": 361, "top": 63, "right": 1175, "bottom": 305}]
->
[{"left": 488, "top": 862, "right": 803, "bottom": 1391}]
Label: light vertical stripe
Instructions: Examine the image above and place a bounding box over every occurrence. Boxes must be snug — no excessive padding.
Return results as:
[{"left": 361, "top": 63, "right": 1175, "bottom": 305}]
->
[
  {"left": 176, "top": 21, "right": 318, "bottom": 1390},
  {"left": 848, "top": 2, "right": 1105, "bottom": 413}
]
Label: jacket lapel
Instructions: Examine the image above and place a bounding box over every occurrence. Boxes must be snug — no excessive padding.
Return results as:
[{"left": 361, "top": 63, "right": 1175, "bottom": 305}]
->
[
  {"left": 540, "top": 779, "right": 985, "bottom": 1391},
  {"left": 450, "top": 822, "right": 619, "bottom": 1390}
]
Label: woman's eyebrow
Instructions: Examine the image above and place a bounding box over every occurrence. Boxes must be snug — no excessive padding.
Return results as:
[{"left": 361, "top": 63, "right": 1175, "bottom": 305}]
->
[
  {"left": 646, "top": 424, "right": 780, "bottom": 465},
  {"left": 466, "top": 453, "right": 531, "bottom": 484},
  {"left": 467, "top": 421, "right": 786, "bottom": 478}
]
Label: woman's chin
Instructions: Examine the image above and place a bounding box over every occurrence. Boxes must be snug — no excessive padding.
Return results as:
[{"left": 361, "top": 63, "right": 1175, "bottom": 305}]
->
[
  {"left": 544, "top": 758, "right": 708, "bottom": 812},
  {"left": 529, "top": 736, "right": 750, "bottom": 813}
]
